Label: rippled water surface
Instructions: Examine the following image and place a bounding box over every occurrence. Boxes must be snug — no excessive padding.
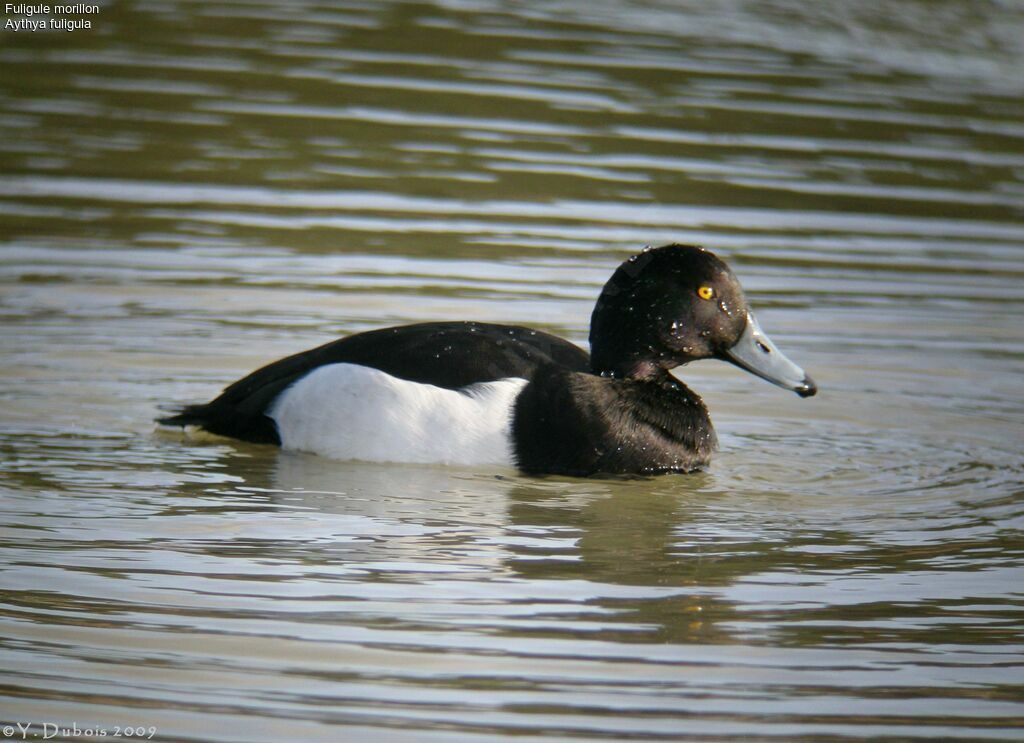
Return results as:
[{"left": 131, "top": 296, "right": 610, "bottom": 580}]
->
[{"left": 2, "top": 1, "right": 1023, "bottom": 740}]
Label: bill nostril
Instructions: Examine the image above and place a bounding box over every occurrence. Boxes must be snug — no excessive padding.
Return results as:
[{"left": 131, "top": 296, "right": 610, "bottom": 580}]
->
[{"left": 756, "top": 340, "right": 771, "bottom": 354}]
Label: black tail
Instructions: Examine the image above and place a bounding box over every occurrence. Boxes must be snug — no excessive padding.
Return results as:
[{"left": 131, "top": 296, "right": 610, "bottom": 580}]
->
[{"left": 156, "top": 404, "right": 281, "bottom": 445}]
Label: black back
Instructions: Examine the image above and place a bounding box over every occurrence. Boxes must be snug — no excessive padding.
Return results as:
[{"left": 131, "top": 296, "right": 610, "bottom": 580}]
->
[{"left": 159, "top": 321, "right": 589, "bottom": 444}]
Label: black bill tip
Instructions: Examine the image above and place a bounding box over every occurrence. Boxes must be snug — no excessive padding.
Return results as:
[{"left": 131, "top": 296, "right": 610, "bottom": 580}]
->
[{"left": 795, "top": 376, "right": 817, "bottom": 398}]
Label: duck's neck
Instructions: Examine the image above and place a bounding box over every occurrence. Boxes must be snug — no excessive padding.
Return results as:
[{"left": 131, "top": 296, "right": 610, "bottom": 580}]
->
[{"left": 590, "top": 357, "right": 665, "bottom": 380}]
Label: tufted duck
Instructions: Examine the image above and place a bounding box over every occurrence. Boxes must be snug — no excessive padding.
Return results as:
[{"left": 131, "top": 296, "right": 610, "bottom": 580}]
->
[{"left": 159, "top": 244, "right": 816, "bottom": 475}]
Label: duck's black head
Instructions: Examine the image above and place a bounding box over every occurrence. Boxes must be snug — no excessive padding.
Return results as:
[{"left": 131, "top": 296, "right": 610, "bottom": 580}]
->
[{"left": 589, "top": 244, "right": 816, "bottom": 397}]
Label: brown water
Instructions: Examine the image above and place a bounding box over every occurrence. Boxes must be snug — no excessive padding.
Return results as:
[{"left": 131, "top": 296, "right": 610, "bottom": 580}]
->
[{"left": 1, "top": 1, "right": 1023, "bottom": 740}]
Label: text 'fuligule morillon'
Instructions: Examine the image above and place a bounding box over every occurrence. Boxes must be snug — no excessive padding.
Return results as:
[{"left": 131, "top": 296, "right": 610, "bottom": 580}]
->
[{"left": 5, "top": 4, "right": 99, "bottom": 13}]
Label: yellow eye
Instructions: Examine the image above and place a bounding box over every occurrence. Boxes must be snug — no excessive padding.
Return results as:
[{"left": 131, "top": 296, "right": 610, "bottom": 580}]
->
[{"left": 697, "top": 286, "right": 715, "bottom": 300}]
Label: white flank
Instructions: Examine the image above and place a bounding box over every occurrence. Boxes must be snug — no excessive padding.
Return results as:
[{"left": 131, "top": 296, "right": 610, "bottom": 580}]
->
[{"left": 267, "top": 363, "right": 527, "bottom": 466}]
